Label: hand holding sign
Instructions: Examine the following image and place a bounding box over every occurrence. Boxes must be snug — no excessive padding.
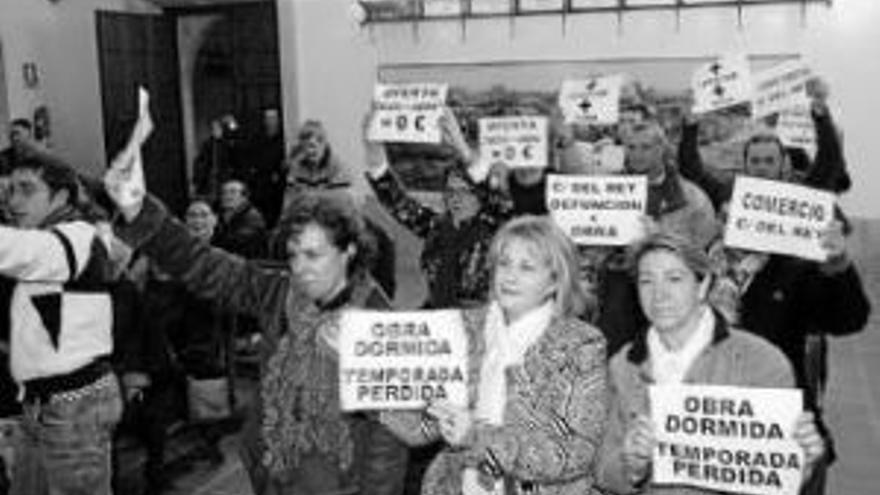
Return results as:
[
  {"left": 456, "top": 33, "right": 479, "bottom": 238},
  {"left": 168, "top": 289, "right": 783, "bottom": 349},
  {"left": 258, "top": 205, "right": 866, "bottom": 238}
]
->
[
  {"left": 792, "top": 411, "right": 825, "bottom": 474},
  {"left": 623, "top": 414, "right": 655, "bottom": 484},
  {"left": 104, "top": 87, "right": 153, "bottom": 221},
  {"left": 362, "top": 108, "right": 391, "bottom": 177},
  {"left": 427, "top": 399, "right": 474, "bottom": 447}
]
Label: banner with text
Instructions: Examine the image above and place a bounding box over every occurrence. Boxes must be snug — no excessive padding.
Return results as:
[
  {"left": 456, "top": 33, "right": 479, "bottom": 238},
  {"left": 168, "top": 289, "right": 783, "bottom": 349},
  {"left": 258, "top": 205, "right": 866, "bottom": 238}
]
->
[
  {"left": 558, "top": 75, "right": 624, "bottom": 125},
  {"left": 724, "top": 176, "right": 834, "bottom": 261},
  {"left": 692, "top": 54, "right": 753, "bottom": 114},
  {"left": 338, "top": 309, "right": 468, "bottom": 411},
  {"left": 649, "top": 384, "right": 804, "bottom": 495},
  {"left": 368, "top": 83, "right": 448, "bottom": 143},
  {"left": 751, "top": 60, "right": 812, "bottom": 119},
  {"left": 546, "top": 174, "right": 647, "bottom": 245},
  {"left": 775, "top": 106, "right": 817, "bottom": 157},
  {"left": 479, "top": 116, "right": 549, "bottom": 169}
]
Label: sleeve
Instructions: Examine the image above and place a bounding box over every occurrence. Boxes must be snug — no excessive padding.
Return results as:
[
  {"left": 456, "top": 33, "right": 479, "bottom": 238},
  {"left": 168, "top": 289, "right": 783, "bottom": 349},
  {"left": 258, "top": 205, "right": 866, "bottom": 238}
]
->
[
  {"left": 0, "top": 221, "right": 96, "bottom": 282},
  {"left": 114, "top": 195, "right": 290, "bottom": 321},
  {"left": 464, "top": 331, "right": 608, "bottom": 483},
  {"left": 367, "top": 169, "right": 440, "bottom": 239},
  {"left": 677, "top": 121, "right": 730, "bottom": 210},
  {"left": 379, "top": 410, "right": 442, "bottom": 447},
  {"left": 594, "top": 361, "right": 642, "bottom": 495},
  {"left": 800, "top": 262, "right": 871, "bottom": 337},
  {"left": 803, "top": 109, "right": 851, "bottom": 193}
]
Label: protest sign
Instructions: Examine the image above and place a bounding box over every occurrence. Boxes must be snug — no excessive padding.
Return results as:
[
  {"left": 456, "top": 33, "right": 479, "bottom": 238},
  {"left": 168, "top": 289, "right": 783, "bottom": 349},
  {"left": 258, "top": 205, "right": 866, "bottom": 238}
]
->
[
  {"left": 546, "top": 174, "right": 647, "bottom": 246},
  {"left": 649, "top": 384, "right": 804, "bottom": 495},
  {"left": 751, "top": 60, "right": 812, "bottom": 119},
  {"left": 558, "top": 75, "right": 624, "bottom": 125},
  {"left": 775, "top": 106, "right": 817, "bottom": 157},
  {"left": 692, "top": 54, "right": 753, "bottom": 114},
  {"left": 724, "top": 176, "right": 834, "bottom": 261},
  {"left": 479, "top": 116, "right": 548, "bottom": 169},
  {"left": 570, "top": 141, "right": 626, "bottom": 174},
  {"left": 338, "top": 309, "right": 468, "bottom": 411},
  {"left": 368, "top": 83, "right": 448, "bottom": 143}
]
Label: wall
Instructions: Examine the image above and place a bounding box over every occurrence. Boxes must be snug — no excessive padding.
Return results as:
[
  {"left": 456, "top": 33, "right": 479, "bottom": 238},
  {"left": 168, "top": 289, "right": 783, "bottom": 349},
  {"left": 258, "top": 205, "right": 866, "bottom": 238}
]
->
[
  {"left": 279, "top": 0, "right": 880, "bottom": 218},
  {"left": 0, "top": 0, "right": 160, "bottom": 177}
]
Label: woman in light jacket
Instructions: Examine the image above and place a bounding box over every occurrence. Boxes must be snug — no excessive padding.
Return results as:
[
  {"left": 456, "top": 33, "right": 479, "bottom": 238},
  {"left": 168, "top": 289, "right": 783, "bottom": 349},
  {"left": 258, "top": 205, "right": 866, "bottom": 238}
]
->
[
  {"left": 595, "top": 231, "right": 826, "bottom": 494},
  {"left": 383, "top": 215, "right": 608, "bottom": 495}
]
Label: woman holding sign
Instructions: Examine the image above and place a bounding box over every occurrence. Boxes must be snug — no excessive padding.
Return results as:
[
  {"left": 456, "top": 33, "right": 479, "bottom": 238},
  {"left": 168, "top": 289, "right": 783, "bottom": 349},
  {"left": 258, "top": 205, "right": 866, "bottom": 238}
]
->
[
  {"left": 104, "top": 120, "right": 408, "bottom": 494},
  {"left": 595, "top": 231, "right": 826, "bottom": 495},
  {"left": 381, "top": 215, "right": 608, "bottom": 495}
]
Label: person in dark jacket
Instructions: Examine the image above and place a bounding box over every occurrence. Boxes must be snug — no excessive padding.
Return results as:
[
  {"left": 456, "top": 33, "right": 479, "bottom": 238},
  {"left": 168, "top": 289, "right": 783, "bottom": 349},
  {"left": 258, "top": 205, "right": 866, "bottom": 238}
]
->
[
  {"left": 105, "top": 144, "right": 409, "bottom": 495},
  {"left": 215, "top": 179, "right": 267, "bottom": 259}
]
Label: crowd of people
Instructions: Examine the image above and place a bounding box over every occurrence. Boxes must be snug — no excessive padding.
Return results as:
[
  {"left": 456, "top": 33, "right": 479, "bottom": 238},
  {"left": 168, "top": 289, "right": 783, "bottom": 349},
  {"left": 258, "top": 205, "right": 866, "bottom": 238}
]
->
[{"left": 0, "top": 72, "right": 871, "bottom": 495}]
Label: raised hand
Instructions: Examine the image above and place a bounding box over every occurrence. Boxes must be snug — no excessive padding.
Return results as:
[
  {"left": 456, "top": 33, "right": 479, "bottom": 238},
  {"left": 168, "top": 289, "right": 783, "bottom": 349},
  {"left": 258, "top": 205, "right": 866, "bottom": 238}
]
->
[
  {"left": 362, "top": 108, "right": 390, "bottom": 177},
  {"left": 104, "top": 87, "right": 153, "bottom": 221}
]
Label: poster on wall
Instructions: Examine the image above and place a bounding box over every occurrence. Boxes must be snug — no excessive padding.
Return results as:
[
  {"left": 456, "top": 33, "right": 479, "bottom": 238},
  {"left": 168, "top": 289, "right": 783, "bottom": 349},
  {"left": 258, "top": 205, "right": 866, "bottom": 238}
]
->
[{"left": 377, "top": 55, "right": 792, "bottom": 191}]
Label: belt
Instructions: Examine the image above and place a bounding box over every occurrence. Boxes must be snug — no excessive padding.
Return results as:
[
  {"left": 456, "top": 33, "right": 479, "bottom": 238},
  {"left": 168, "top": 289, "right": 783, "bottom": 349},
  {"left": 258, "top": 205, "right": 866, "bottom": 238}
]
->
[{"left": 23, "top": 357, "right": 113, "bottom": 404}]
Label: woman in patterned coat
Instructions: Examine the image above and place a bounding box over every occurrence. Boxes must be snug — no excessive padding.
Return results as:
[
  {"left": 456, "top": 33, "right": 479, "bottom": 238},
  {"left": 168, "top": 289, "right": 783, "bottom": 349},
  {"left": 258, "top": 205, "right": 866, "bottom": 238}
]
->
[{"left": 382, "top": 215, "right": 608, "bottom": 495}]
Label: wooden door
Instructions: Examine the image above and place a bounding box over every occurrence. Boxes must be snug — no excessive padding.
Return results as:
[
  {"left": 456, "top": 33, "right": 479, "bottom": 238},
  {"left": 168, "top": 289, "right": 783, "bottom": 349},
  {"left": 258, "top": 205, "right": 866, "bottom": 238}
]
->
[{"left": 96, "top": 11, "right": 188, "bottom": 214}]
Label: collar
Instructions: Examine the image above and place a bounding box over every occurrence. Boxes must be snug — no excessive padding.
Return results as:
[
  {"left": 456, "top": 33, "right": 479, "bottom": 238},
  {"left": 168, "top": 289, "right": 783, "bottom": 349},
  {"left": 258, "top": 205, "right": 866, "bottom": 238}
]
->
[
  {"left": 38, "top": 204, "right": 80, "bottom": 229},
  {"left": 484, "top": 300, "right": 554, "bottom": 366},
  {"left": 315, "top": 283, "right": 353, "bottom": 312},
  {"left": 647, "top": 307, "right": 715, "bottom": 384},
  {"left": 628, "top": 307, "right": 730, "bottom": 364}
]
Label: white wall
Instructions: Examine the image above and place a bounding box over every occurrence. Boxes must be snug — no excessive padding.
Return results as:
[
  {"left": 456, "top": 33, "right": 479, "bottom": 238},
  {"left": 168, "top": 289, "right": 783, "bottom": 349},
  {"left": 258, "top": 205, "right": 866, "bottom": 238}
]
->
[
  {"left": 279, "top": 0, "right": 880, "bottom": 218},
  {"left": 0, "top": 0, "right": 160, "bottom": 177}
]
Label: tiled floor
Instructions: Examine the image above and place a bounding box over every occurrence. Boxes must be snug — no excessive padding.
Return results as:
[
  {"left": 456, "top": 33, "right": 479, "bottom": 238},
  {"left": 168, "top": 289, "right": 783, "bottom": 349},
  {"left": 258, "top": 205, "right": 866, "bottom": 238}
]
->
[{"left": 122, "top": 218, "right": 880, "bottom": 495}]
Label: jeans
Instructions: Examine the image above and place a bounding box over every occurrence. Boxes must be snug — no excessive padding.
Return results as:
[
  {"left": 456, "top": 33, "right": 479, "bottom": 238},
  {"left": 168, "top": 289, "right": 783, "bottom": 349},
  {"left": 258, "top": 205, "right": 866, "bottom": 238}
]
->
[{"left": 12, "top": 374, "right": 123, "bottom": 495}]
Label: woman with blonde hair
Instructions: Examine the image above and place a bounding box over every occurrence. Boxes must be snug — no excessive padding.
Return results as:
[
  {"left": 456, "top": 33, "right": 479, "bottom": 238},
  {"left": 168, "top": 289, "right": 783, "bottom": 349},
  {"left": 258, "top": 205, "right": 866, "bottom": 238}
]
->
[{"left": 383, "top": 215, "right": 608, "bottom": 495}]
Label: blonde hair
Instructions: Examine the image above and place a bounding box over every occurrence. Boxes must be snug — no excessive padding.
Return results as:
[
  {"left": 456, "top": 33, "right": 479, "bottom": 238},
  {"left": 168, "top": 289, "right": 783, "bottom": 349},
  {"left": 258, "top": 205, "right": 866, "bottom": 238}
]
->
[{"left": 488, "top": 215, "right": 588, "bottom": 318}]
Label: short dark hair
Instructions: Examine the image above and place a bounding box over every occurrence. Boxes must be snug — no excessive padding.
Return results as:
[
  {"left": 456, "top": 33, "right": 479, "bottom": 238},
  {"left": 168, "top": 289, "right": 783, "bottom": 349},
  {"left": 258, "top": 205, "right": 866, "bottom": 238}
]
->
[
  {"left": 742, "top": 132, "right": 786, "bottom": 164},
  {"left": 271, "top": 192, "right": 373, "bottom": 277},
  {"left": 10, "top": 118, "right": 32, "bottom": 131},
  {"left": 12, "top": 150, "right": 79, "bottom": 205}
]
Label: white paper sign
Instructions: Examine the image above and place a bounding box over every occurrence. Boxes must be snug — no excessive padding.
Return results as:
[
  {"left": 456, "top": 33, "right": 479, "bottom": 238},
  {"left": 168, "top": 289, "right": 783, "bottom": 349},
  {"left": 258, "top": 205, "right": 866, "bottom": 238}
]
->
[
  {"left": 775, "top": 106, "right": 817, "bottom": 157},
  {"left": 338, "top": 309, "right": 468, "bottom": 411},
  {"left": 692, "top": 54, "right": 753, "bottom": 114},
  {"left": 571, "top": 141, "right": 626, "bottom": 174},
  {"left": 649, "top": 384, "right": 804, "bottom": 495},
  {"left": 368, "top": 83, "right": 448, "bottom": 143},
  {"left": 558, "top": 75, "right": 624, "bottom": 125},
  {"left": 546, "top": 174, "right": 647, "bottom": 245},
  {"left": 479, "top": 116, "right": 548, "bottom": 169},
  {"left": 724, "top": 176, "right": 834, "bottom": 261},
  {"left": 751, "top": 60, "right": 812, "bottom": 119}
]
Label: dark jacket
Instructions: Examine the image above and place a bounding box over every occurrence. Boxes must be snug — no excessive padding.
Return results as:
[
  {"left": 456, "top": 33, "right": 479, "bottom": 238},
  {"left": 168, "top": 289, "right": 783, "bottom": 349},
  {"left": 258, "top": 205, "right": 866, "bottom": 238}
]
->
[
  {"left": 114, "top": 195, "right": 407, "bottom": 495},
  {"left": 215, "top": 201, "right": 267, "bottom": 259},
  {"left": 368, "top": 169, "right": 510, "bottom": 309},
  {"left": 739, "top": 255, "right": 870, "bottom": 407}
]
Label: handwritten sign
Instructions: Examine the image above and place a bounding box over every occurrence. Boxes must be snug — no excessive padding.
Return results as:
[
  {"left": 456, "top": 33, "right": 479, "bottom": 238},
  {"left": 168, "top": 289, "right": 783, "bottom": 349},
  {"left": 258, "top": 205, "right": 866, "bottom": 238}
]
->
[
  {"left": 775, "top": 106, "right": 816, "bottom": 157},
  {"left": 547, "top": 175, "right": 647, "bottom": 245},
  {"left": 752, "top": 60, "right": 812, "bottom": 119},
  {"left": 558, "top": 75, "right": 624, "bottom": 125},
  {"left": 692, "top": 54, "right": 753, "bottom": 114},
  {"left": 479, "top": 116, "right": 548, "bottom": 169},
  {"left": 338, "top": 309, "right": 468, "bottom": 411},
  {"left": 724, "top": 176, "right": 834, "bottom": 261},
  {"left": 368, "top": 83, "right": 448, "bottom": 143},
  {"left": 650, "top": 384, "right": 804, "bottom": 495}
]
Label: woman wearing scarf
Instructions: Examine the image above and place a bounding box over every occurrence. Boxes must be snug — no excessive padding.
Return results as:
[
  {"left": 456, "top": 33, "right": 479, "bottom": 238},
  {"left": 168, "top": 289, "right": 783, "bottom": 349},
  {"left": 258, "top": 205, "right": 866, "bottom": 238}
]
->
[
  {"left": 595, "top": 231, "right": 826, "bottom": 494},
  {"left": 382, "top": 215, "right": 608, "bottom": 495}
]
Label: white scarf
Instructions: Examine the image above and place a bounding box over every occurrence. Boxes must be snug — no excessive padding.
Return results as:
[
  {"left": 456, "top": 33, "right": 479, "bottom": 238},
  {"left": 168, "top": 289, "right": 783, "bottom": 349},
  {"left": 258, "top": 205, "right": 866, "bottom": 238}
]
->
[
  {"left": 463, "top": 300, "right": 554, "bottom": 495},
  {"left": 647, "top": 307, "right": 714, "bottom": 384}
]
